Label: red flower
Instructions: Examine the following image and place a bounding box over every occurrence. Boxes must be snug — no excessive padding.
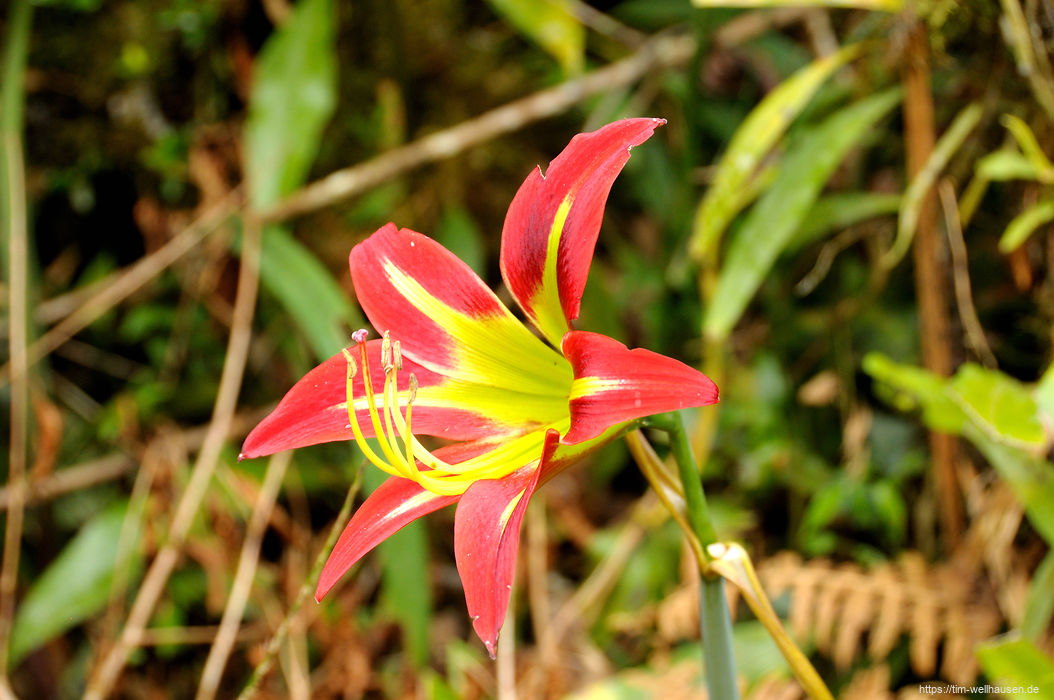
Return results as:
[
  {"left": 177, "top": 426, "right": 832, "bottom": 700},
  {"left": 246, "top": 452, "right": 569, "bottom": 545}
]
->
[{"left": 241, "top": 118, "right": 718, "bottom": 657}]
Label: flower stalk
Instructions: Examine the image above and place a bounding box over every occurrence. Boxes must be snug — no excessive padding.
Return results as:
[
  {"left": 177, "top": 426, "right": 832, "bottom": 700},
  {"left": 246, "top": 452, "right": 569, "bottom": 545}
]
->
[{"left": 643, "top": 412, "right": 738, "bottom": 700}]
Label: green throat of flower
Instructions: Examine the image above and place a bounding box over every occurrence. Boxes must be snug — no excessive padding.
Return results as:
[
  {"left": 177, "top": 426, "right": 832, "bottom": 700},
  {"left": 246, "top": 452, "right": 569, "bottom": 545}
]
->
[{"left": 343, "top": 331, "right": 556, "bottom": 496}]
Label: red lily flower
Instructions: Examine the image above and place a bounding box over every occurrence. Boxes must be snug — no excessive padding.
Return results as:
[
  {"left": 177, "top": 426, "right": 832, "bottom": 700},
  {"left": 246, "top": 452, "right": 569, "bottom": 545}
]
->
[{"left": 240, "top": 118, "right": 718, "bottom": 657}]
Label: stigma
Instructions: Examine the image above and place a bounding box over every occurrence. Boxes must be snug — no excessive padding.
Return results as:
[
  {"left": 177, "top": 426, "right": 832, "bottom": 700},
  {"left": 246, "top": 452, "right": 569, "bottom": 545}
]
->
[{"left": 343, "top": 330, "right": 545, "bottom": 496}]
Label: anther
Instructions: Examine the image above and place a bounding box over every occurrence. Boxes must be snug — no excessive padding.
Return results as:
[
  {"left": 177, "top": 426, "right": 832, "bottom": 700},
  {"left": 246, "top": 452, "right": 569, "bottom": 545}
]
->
[
  {"left": 351, "top": 328, "right": 369, "bottom": 344},
  {"left": 341, "top": 349, "right": 358, "bottom": 378},
  {"left": 381, "top": 331, "right": 392, "bottom": 370},
  {"left": 408, "top": 373, "right": 418, "bottom": 403},
  {"left": 393, "top": 340, "right": 403, "bottom": 371}
]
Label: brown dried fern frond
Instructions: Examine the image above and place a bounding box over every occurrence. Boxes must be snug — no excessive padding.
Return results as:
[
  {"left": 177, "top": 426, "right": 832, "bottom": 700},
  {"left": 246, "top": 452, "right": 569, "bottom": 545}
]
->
[{"left": 760, "top": 551, "right": 1001, "bottom": 685}]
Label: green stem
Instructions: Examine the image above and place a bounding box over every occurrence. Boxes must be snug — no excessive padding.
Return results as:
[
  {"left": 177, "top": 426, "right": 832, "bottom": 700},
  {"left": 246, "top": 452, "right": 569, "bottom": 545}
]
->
[
  {"left": 644, "top": 412, "right": 738, "bottom": 700},
  {"left": 701, "top": 576, "right": 738, "bottom": 700},
  {"left": 644, "top": 413, "right": 718, "bottom": 549}
]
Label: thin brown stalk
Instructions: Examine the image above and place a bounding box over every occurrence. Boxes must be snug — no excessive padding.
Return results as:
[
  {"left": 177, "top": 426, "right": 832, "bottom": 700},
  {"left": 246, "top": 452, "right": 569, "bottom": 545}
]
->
[
  {"left": 496, "top": 590, "right": 517, "bottom": 700},
  {"left": 196, "top": 451, "right": 291, "bottom": 700},
  {"left": 524, "top": 499, "right": 554, "bottom": 695},
  {"left": 256, "top": 33, "right": 695, "bottom": 224},
  {"left": 0, "top": 408, "right": 267, "bottom": 511},
  {"left": 0, "top": 130, "right": 29, "bottom": 682},
  {"left": 556, "top": 0, "right": 647, "bottom": 47},
  {"left": 236, "top": 468, "right": 361, "bottom": 700},
  {"left": 902, "top": 25, "right": 963, "bottom": 551},
  {"left": 0, "top": 188, "right": 242, "bottom": 387},
  {"left": 548, "top": 495, "right": 656, "bottom": 644},
  {"left": 938, "top": 180, "right": 997, "bottom": 368},
  {"left": 131, "top": 623, "right": 268, "bottom": 647},
  {"left": 83, "top": 211, "right": 262, "bottom": 700}
]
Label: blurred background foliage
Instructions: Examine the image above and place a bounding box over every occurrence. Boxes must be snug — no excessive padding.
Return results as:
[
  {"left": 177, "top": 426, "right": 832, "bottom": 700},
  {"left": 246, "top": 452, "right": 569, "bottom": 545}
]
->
[{"left": 2, "top": 0, "right": 1054, "bottom": 697}]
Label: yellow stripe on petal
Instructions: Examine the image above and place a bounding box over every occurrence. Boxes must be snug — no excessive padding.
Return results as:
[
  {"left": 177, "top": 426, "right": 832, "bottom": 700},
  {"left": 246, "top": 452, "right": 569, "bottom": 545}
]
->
[
  {"left": 382, "top": 258, "right": 572, "bottom": 397},
  {"left": 569, "top": 376, "right": 625, "bottom": 400},
  {"left": 498, "top": 489, "right": 527, "bottom": 535},
  {"left": 531, "top": 195, "right": 574, "bottom": 346}
]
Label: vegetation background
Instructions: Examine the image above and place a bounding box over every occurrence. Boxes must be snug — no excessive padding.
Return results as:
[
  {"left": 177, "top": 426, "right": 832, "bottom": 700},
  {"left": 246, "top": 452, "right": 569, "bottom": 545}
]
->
[{"left": 1, "top": 0, "right": 1053, "bottom": 697}]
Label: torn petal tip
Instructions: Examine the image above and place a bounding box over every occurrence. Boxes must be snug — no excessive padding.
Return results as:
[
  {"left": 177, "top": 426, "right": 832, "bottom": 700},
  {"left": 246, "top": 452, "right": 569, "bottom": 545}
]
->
[
  {"left": 237, "top": 452, "right": 246, "bottom": 462},
  {"left": 484, "top": 640, "right": 497, "bottom": 660}
]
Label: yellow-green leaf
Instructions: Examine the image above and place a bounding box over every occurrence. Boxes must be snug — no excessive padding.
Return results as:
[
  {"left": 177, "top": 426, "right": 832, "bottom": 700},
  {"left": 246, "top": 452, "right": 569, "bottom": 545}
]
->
[{"left": 690, "top": 43, "right": 862, "bottom": 264}]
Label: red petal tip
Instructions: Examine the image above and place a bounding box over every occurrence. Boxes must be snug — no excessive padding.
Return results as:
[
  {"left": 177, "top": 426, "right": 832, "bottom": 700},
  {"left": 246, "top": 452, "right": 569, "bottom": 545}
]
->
[
  {"left": 484, "top": 639, "right": 497, "bottom": 660},
  {"left": 237, "top": 452, "right": 247, "bottom": 461}
]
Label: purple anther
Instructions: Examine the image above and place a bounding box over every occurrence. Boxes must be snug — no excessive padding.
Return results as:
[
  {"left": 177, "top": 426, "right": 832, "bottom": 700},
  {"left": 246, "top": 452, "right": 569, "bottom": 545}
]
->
[{"left": 352, "top": 329, "right": 369, "bottom": 344}]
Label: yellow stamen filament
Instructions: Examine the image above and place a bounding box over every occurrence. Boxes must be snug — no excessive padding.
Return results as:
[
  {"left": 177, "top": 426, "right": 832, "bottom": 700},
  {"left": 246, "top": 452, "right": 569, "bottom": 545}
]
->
[{"left": 342, "top": 332, "right": 553, "bottom": 496}]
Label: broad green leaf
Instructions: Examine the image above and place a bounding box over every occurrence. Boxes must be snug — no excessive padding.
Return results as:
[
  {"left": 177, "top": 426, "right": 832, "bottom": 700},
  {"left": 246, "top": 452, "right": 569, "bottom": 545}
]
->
[
  {"left": 865, "top": 354, "right": 1054, "bottom": 545},
  {"left": 951, "top": 363, "right": 1046, "bottom": 449},
  {"left": 9, "top": 501, "right": 142, "bottom": 666},
  {"left": 703, "top": 89, "right": 901, "bottom": 340},
  {"left": 486, "top": 0, "right": 584, "bottom": 74},
  {"left": 1036, "top": 364, "right": 1054, "bottom": 426},
  {"left": 363, "top": 464, "right": 432, "bottom": 667},
  {"left": 689, "top": 44, "right": 862, "bottom": 263},
  {"left": 976, "top": 636, "right": 1054, "bottom": 699},
  {"left": 1022, "top": 550, "right": 1054, "bottom": 641},
  {"left": 258, "top": 227, "right": 362, "bottom": 360},
  {"left": 976, "top": 149, "right": 1040, "bottom": 182},
  {"left": 693, "top": 0, "right": 901, "bottom": 9},
  {"left": 1001, "top": 114, "right": 1054, "bottom": 182},
  {"left": 242, "top": 0, "right": 358, "bottom": 361},
  {"left": 788, "top": 191, "right": 901, "bottom": 252},
  {"left": 862, "top": 353, "right": 965, "bottom": 433},
  {"left": 965, "top": 425, "right": 1054, "bottom": 545},
  {"left": 999, "top": 197, "right": 1054, "bottom": 253},
  {"left": 244, "top": 0, "right": 336, "bottom": 209}
]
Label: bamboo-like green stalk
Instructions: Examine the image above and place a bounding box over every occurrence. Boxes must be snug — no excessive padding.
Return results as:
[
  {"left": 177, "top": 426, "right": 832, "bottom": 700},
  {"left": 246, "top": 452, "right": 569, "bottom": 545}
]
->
[{"left": 644, "top": 413, "right": 739, "bottom": 700}]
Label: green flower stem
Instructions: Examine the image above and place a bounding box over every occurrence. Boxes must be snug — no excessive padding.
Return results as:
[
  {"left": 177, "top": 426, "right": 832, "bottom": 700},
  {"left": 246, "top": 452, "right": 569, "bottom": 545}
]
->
[
  {"left": 644, "top": 412, "right": 739, "bottom": 700},
  {"left": 643, "top": 413, "right": 718, "bottom": 551},
  {"left": 701, "top": 576, "right": 738, "bottom": 700}
]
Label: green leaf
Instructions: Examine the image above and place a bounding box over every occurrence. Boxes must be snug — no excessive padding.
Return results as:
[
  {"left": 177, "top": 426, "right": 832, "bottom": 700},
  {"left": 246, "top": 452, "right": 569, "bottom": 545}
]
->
[
  {"left": 883, "top": 102, "right": 983, "bottom": 269},
  {"left": 862, "top": 353, "right": 965, "bottom": 433},
  {"left": 976, "top": 149, "right": 1040, "bottom": 182},
  {"left": 999, "top": 197, "right": 1054, "bottom": 253},
  {"left": 1001, "top": 114, "right": 1054, "bottom": 182},
  {"left": 244, "top": 0, "right": 336, "bottom": 208},
  {"left": 703, "top": 89, "right": 901, "bottom": 340},
  {"left": 951, "top": 364, "right": 1047, "bottom": 449},
  {"left": 9, "top": 501, "right": 142, "bottom": 666},
  {"left": 485, "top": 0, "right": 584, "bottom": 74},
  {"left": 258, "top": 226, "right": 362, "bottom": 361},
  {"left": 1022, "top": 549, "right": 1054, "bottom": 641},
  {"left": 689, "top": 43, "right": 862, "bottom": 263},
  {"left": 788, "top": 191, "right": 901, "bottom": 252},
  {"left": 975, "top": 636, "right": 1054, "bottom": 699},
  {"left": 964, "top": 425, "right": 1054, "bottom": 546},
  {"left": 865, "top": 354, "right": 1054, "bottom": 545}
]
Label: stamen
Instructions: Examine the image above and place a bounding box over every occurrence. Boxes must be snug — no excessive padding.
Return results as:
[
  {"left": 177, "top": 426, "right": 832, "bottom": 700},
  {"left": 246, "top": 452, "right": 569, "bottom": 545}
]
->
[
  {"left": 339, "top": 331, "right": 556, "bottom": 496},
  {"left": 357, "top": 333, "right": 407, "bottom": 475}
]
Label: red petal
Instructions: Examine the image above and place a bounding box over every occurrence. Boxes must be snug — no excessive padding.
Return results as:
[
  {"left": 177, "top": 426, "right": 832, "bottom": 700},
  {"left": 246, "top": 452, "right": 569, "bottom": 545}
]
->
[
  {"left": 453, "top": 429, "right": 560, "bottom": 658},
  {"left": 561, "top": 331, "right": 719, "bottom": 445},
  {"left": 315, "top": 476, "right": 457, "bottom": 601},
  {"left": 314, "top": 440, "right": 491, "bottom": 601},
  {"left": 350, "top": 224, "right": 572, "bottom": 407},
  {"left": 240, "top": 340, "right": 503, "bottom": 459},
  {"left": 500, "top": 119, "right": 665, "bottom": 346}
]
